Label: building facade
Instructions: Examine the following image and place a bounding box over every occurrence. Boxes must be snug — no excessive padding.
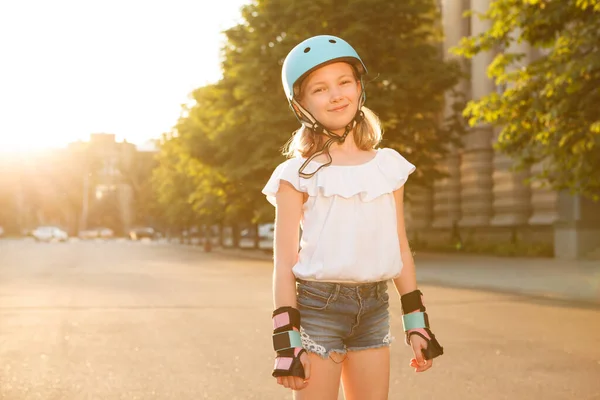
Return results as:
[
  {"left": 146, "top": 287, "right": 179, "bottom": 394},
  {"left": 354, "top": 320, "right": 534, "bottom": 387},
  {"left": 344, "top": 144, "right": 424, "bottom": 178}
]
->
[
  {"left": 407, "top": 0, "right": 600, "bottom": 259},
  {"left": 69, "top": 133, "right": 137, "bottom": 234},
  {"left": 2, "top": 133, "right": 154, "bottom": 236}
]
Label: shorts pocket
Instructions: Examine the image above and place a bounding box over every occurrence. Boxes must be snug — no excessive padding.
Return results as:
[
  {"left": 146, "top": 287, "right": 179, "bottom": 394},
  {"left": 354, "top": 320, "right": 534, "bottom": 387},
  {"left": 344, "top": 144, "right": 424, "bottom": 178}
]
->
[
  {"left": 378, "top": 291, "right": 389, "bottom": 303},
  {"left": 376, "top": 282, "right": 389, "bottom": 304},
  {"left": 375, "top": 286, "right": 390, "bottom": 309},
  {"left": 297, "top": 285, "right": 332, "bottom": 311}
]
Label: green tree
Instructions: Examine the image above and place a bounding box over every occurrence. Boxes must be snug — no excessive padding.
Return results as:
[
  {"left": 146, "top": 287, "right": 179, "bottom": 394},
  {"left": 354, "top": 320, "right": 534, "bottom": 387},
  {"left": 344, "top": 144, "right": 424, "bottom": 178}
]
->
[
  {"left": 226, "top": 0, "right": 463, "bottom": 198},
  {"left": 160, "top": 0, "right": 463, "bottom": 231},
  {"left": 174, "top": 84, "right": 239, "bottom": 228},
  {"left": 152, "top": 133, "right": 201, "bottom": 236},
  {"left": 118, "top": 148, "right": 160, "bottom": 227},
  {"left": 453, "top": 0, "right": 600, "bottom": 199}
]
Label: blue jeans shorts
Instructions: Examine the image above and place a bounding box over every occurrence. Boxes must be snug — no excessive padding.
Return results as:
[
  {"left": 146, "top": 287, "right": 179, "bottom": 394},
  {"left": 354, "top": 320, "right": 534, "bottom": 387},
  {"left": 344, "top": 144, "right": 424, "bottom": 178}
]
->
[{"left": 295, "top": 278, "right": 394, "bottom": 359}]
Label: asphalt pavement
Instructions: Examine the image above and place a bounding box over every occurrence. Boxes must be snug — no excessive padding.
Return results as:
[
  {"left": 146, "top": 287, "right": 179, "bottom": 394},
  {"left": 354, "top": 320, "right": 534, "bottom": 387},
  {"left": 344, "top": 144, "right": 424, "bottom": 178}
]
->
[
  {"left": 209, "top": 245, "right": 600, "bottom": 306},
  {"left": 0, "top": 239, "right": 599, "bottom": 399}
]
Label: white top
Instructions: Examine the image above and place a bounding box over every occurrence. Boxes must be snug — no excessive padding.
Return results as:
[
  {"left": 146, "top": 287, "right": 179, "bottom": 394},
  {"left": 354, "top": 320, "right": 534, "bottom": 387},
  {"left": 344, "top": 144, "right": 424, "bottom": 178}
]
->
[{"left": 261, "top": 147, "right": 416, "bottom": 283}]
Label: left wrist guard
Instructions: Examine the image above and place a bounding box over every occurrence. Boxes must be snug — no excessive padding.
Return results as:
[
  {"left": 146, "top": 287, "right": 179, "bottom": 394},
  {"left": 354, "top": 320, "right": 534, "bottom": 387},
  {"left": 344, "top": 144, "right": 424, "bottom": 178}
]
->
[{"left": 400, "top": 290, "right": 444, "bottom": 360}]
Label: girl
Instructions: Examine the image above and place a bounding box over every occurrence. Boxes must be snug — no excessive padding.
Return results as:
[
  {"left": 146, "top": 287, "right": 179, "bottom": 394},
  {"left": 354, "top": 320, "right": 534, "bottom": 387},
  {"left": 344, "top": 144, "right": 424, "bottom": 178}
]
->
[{"left": 262, "top": 35, "right": 443, "bottom": 400}]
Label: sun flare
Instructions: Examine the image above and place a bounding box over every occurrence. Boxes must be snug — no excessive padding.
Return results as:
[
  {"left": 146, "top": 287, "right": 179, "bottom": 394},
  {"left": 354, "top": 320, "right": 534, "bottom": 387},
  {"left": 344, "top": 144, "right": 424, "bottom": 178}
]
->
[{"left": 0, "top": 0, "right": 248, "bottom": 154}]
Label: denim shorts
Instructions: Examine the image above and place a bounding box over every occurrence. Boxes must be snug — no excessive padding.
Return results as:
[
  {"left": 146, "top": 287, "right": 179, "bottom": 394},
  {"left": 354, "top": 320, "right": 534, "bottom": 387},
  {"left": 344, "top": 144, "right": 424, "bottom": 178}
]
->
[{"left": 295, "top": 278, "right": 394, "bottom": 359}]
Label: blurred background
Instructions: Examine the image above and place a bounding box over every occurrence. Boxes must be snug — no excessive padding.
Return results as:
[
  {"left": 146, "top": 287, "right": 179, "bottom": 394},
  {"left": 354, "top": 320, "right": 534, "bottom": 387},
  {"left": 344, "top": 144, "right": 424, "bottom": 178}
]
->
[{"left": 1, "top": 0, "right": 599, "bottom": 257}]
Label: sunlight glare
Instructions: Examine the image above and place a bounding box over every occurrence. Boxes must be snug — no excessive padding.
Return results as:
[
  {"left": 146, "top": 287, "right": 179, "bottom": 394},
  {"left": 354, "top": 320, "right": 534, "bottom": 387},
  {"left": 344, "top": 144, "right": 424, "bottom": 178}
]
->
[{"left": 0, "top": 0, "right": 248, "bottom": 153}]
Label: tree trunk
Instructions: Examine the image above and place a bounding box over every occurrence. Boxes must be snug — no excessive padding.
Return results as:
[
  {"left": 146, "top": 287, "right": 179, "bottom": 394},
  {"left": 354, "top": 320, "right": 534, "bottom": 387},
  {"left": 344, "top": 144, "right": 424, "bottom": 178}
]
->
[
  {"left": 253, "top": 223, "right": 260, "bottom": 249},
  {"left": 232, "top": 222, "right": 240, "bottom": 248}
]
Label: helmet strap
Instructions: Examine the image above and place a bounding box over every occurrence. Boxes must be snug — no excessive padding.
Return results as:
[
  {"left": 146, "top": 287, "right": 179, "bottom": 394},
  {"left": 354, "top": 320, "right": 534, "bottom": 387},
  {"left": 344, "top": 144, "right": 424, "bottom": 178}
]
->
[{"left": 297, "top": 108, "right": 366, "bottom": 179}]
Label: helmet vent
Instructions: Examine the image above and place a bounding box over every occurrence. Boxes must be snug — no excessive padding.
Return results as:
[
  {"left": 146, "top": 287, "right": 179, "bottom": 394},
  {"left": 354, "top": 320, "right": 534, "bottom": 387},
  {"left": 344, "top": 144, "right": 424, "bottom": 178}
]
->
[
  {"left": 329, "top": 39, "right": 337, "bottom": 43},
  {"left": 304, "top": 47, "right": 311, "bottom": 53}
]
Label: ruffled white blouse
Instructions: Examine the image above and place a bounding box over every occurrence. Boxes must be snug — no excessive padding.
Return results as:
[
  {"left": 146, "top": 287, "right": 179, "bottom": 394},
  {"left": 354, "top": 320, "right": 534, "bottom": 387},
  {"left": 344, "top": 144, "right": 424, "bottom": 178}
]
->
[{"left": 262, "top": 147, "right": 416, "bottom": 283}]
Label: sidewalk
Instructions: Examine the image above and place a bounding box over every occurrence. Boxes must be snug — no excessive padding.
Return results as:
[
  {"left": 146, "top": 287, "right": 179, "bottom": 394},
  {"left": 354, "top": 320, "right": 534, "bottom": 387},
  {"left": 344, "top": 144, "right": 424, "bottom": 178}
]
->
[{"left": 208, "top": 246, "right": 600, "bottom": 306}]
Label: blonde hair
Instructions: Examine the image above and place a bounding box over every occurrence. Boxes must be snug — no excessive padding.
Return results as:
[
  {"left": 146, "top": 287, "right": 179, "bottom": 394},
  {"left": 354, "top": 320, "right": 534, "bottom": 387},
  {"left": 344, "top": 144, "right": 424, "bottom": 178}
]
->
[{"left": 282, "top": 106, "right": 383, "bottom": 158}]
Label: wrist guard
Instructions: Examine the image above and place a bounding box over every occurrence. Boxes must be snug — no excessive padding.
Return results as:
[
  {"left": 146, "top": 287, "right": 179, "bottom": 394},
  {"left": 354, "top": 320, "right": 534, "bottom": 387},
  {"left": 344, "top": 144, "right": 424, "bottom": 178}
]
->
[
  {"left": 271, "top": 306, "right": 306, "bottom": 378},
  {"left": 401, "top": 290, "right": 444, "bottom": 360}
]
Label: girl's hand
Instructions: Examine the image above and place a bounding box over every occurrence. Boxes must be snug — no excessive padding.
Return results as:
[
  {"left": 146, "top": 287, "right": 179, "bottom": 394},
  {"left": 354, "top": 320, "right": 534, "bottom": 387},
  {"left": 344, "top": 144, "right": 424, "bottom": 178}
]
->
[
  {"left": 408, "top": 334, "right": 433, "bottom": 373},
  {"left": 276, "top": 351, "right": 311, "bottom": 390}
]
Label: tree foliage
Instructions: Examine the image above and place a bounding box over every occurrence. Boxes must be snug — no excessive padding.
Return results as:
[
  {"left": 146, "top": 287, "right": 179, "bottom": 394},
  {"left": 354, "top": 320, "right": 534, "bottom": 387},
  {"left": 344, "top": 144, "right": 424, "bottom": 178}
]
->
[
  {"left": 153, "top": 0, "right": 464, "bottom": 229},
  {"left": 454, "top": 0, "right": 600, "bottom": 199},
  {"left": 152, "top": 134, "right": 200, "bottom": 232},
  {"left": 118, "top": 149, "right": 161, "bottom": 228}
]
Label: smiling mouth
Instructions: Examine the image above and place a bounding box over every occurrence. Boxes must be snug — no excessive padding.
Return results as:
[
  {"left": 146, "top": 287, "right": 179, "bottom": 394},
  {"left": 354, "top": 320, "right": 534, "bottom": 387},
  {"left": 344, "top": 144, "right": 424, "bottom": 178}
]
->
[{"left": 329, "top": 105, "right": 348, "bottom": 112}]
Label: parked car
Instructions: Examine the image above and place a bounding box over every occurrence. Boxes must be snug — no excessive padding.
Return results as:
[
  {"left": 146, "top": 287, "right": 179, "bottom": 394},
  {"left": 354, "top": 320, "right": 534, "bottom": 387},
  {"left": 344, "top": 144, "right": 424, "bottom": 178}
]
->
[
  {"left": 129, "top": 227, "right": 155, "bottom": 240},
  {"left": 239, "top": 223, "right": 275, "bottom": 249},
  {"left": 31, "top": 226, "right": 69, "bottom": 242},
  {"left": 79, "top": 227, "right": 114, "bottom": 240},
  {"left": 98, "top": 228, "right": 114, "bottom": 239}
]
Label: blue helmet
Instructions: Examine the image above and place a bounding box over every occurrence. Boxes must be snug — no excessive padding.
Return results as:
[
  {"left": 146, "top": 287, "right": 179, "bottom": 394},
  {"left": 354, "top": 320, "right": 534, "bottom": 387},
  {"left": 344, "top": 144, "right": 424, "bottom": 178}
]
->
[
  {"left": 281, "top": 35, "right": 367, "bottom": 102},
  {"left": 281, "top": 36, "right": 369, "bottom": 178}
]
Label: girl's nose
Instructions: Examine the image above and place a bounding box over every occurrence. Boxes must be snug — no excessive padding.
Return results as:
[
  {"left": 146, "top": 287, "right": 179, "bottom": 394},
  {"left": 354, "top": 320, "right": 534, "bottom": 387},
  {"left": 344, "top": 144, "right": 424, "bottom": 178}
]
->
[{"left": 329, "top": 88, "right": 343, "bottom": 102}]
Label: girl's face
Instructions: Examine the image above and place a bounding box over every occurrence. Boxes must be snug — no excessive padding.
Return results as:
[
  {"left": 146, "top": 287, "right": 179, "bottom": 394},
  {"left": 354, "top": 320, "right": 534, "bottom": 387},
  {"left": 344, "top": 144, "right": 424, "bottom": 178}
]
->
[{"left": 298, "top": 62, "right": 361, "bottom": 134}]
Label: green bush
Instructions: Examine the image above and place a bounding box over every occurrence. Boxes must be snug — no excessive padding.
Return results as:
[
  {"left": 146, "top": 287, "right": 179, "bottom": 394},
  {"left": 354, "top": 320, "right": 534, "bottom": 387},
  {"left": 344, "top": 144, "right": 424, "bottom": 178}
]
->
[{"left": 412, "top": 240, "right": 554, "bottom": 258}]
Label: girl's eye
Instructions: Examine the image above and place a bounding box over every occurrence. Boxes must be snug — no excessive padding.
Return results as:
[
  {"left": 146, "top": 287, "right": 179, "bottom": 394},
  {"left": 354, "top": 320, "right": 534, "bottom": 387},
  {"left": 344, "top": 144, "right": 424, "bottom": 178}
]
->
[
  {"left": 341, "top": 80, "right": 352, "bottom": 85},
  {"left": 312, "top": 87, "right": 325, "bottom": 94}
]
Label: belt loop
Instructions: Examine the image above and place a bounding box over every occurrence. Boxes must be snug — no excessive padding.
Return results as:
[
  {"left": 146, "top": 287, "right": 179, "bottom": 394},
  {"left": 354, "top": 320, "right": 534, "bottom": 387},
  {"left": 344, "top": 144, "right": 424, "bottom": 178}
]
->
[{"left": 332, "top": 284, "right": 340, "bottom": 301}]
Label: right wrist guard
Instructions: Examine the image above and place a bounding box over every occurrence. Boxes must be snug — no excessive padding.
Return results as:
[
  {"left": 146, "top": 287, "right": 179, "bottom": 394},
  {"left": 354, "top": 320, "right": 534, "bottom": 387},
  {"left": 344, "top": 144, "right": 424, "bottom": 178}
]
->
[{"left": 271, "top": 306, "right": 306, "bottom": 378}]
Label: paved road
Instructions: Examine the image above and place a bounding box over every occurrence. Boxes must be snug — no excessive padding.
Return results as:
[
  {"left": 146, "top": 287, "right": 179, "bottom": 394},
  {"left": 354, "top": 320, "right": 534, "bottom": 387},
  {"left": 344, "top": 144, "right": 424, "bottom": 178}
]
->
[{"left": 0, "top": 240, "right": 599, "bottom": 400}]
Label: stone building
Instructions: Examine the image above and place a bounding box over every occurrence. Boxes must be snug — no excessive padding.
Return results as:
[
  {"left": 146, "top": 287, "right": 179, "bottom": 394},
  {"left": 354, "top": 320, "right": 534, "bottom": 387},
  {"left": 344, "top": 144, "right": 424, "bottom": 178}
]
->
[
  {"left": 69, "top": 133, "right": 137, "bottom": 234},
  {"left": 2, "top": 133, "right": 157, "bottom": 237},
  {"left": 407, "top": 0, "right": 600, "bottom": 259}
]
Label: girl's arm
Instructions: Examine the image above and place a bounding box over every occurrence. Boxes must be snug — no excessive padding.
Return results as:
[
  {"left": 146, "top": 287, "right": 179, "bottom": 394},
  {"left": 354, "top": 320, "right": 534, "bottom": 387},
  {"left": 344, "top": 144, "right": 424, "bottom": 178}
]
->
[
  {"left": 391, "top": 185, "right": 443, "bottom": 370},
  {"left": 273, "top": 180, "right": 304, "bottom": 308},
  {"left": 270, "top": 180, "right": 311, "bottom": 388},
  {"left": 391, "top": 185, "right": 418, "bottom": 295}
]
